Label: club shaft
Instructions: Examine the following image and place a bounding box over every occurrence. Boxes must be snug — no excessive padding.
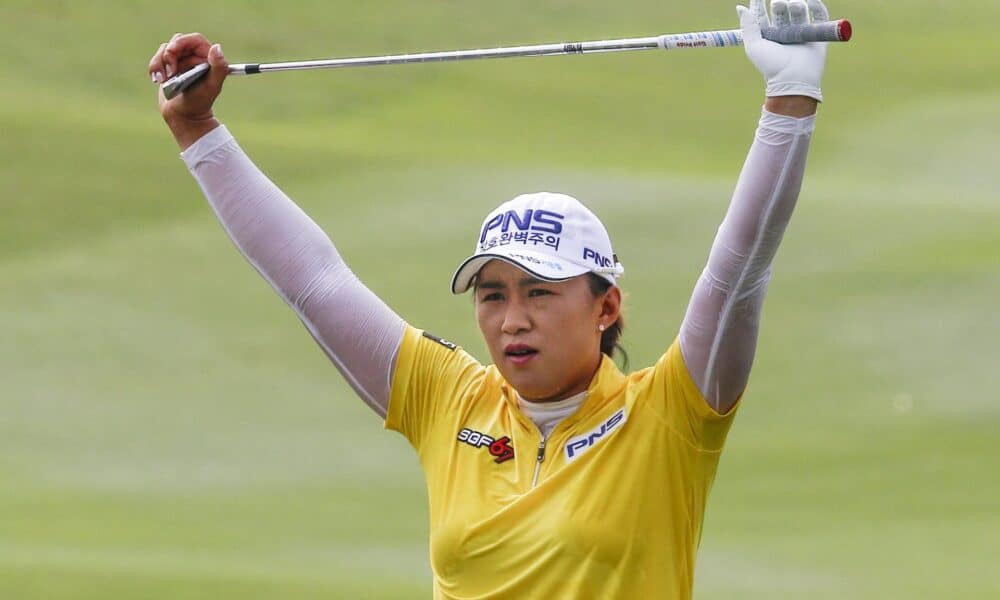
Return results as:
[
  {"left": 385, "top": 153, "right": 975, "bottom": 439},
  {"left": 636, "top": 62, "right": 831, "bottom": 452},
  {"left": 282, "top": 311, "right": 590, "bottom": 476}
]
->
[
  {"left": 232, "top": 35, "right": 668, "bottom": 75},
  {"left": 162, "top": 21, "right": 851, "bottom": 99}
]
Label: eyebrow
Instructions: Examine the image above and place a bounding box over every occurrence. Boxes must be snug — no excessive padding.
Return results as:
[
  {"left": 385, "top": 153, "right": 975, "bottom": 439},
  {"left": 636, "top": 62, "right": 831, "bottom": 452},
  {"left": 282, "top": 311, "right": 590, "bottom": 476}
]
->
[{"left": 475, "top": 276, "right": 548, "bottom": 290}]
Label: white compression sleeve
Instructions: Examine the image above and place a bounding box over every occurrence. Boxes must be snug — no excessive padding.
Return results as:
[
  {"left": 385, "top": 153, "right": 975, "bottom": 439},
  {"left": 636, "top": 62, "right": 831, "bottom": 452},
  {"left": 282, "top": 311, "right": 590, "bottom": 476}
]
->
[
  {"left": 679, "top": 109, "right": 816, "bottom": 412},
  {"left": 180, "top": 125, "right": 406, "bottom": 418}
]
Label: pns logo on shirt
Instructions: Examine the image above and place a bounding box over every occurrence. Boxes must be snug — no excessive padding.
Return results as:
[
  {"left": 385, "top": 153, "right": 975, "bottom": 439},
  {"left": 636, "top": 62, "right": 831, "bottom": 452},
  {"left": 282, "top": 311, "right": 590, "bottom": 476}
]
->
[
  {"left": 457, "top": 428, "right": 515, "bottom": 464},
  {"left": 565, "top": 408, "right": 627, "bottom": 462}
]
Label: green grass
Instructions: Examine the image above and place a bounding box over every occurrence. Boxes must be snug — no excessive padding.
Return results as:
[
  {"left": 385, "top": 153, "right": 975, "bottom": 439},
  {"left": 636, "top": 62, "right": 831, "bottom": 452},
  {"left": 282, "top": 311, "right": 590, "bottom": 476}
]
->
[{"left": 2, "top": 1, "right": 998, "bottom": 597}]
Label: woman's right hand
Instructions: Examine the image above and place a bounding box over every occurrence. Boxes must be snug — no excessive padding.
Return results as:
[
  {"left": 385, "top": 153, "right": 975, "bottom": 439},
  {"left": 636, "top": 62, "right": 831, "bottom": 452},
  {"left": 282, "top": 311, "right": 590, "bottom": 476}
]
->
[{"left": 149, "top": 33, "right": 229, "bottom": 149}]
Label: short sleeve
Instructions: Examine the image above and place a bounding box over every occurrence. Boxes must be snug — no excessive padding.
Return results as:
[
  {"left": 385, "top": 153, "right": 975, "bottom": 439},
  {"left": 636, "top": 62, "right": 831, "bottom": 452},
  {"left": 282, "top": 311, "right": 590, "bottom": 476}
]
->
[
  {"left": 384, "top": 325, "right": 485, "bottom": 451},
  {"left": 646, "top": 338, "right": 741, "bottom": 452}
]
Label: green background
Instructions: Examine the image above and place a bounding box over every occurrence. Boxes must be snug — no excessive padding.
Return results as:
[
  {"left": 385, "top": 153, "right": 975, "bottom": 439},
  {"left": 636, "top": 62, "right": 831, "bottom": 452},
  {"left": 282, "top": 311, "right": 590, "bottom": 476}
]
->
[{"left": 2, "top": 1, "right": 997, "bottom": 597}]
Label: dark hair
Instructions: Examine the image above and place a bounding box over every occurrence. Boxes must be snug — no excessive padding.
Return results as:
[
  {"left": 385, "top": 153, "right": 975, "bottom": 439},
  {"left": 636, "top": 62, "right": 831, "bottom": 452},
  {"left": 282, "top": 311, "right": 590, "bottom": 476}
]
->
[{"left": 587, "top": 273, "right": 628, "bottom": 369}]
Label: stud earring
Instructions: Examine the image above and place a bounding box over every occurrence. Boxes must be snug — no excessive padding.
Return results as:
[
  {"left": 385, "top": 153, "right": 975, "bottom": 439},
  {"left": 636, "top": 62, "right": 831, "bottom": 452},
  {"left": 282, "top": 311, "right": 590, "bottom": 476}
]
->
[{"left": 598, "top": 324, "right": 606, "bottom": 332}]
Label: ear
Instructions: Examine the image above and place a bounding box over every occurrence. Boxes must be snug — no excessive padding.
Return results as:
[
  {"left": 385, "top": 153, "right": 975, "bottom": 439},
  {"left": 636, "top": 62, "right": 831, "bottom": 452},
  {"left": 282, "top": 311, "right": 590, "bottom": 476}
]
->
[{"left": 596, "top": 285, "right": 622, "bottom": 328}]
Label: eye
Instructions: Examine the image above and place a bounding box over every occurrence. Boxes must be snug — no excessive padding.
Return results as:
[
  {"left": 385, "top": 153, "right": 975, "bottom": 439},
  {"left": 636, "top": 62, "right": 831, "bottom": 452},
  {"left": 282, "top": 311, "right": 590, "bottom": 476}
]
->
[
  {"left": 480, "top": 292, "right": 504, "bottom": 302},
  {"left": 528, "top": 288, "right": 553, "bottom": 297}
]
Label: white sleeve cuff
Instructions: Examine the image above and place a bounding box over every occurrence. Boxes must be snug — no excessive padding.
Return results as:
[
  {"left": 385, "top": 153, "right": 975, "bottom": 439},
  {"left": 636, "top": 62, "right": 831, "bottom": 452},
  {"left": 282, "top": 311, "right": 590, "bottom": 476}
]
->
[
  {"left": 179, "top": 124, "right": 234, "bottom": 169},
  {"left": 760, "top": 109, "right": 816, "bottom": 135},
  {"left": 765, "top": 82, "right": 823, "bottom": 103}
]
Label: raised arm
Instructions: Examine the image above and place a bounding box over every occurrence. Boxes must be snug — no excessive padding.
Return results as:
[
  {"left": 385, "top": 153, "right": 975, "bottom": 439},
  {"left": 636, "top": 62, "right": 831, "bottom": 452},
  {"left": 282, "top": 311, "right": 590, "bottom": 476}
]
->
[
  {"left": 679, "top": 0, "right": 831, "bottom": 414},
  {"left": 151, "top": 34, "right": 405, "bottom": 418}
]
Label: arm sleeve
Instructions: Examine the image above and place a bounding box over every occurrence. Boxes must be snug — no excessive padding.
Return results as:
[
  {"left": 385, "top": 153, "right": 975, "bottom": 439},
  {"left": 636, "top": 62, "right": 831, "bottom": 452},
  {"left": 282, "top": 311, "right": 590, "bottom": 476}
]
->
[
  {"left": 679, "top": 109, "right": 816, "bottom": 413},
  {"left": 180, "top": 125, "right": 407, "bottom": 418}
]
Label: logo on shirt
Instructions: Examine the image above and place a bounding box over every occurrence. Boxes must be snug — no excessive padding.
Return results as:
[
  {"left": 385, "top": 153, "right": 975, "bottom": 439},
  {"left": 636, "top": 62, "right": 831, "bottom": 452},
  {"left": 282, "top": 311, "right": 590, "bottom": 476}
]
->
[
  {"left": 457, "top": 428, "right": 515, "bottom": 464},
  {"left": 564, "top": 408, "right": 627, "bottom": 462}
]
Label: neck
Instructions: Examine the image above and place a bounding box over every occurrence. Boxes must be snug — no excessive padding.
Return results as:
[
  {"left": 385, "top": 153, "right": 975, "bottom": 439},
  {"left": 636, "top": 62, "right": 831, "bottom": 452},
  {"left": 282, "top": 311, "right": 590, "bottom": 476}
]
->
[{"left": 519, "top": 354, "right": 602, "bottom": 403}]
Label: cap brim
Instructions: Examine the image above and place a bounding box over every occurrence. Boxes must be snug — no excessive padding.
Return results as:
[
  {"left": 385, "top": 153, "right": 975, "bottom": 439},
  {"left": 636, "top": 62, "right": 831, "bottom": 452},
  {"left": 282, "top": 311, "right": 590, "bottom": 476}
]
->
[{"left": 450, "top": 248, "right": 590, "bottom": 294}]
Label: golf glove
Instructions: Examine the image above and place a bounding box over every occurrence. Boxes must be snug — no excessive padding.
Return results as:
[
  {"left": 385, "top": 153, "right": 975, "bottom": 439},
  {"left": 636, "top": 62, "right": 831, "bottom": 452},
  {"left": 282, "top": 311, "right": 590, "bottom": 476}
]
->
[{"left": 738, "top": 0, "right": 829, "bottom": 101}]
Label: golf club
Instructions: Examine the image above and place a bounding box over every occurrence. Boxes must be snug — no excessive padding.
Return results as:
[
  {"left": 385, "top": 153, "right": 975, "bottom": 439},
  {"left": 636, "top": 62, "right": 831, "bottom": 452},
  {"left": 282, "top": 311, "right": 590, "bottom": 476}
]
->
[{"left": 162, "top": 20, "right": 852, "bottom": 100}]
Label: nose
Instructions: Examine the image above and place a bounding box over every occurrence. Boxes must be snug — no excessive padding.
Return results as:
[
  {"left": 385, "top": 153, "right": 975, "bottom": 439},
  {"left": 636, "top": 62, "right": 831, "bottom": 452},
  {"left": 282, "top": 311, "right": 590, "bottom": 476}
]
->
[{"left": 500, "top": 297, "right": 531, "bottom": 336}]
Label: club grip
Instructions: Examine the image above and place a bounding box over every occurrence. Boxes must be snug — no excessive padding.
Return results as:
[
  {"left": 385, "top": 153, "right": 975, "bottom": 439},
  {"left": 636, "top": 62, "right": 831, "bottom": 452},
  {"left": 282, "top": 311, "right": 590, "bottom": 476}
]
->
[
  {"left": 761, "top": 19, "right": 852, "bottom": 43},
  {"left": 161, "top": 62, "right": 210, "bottom": 100}
]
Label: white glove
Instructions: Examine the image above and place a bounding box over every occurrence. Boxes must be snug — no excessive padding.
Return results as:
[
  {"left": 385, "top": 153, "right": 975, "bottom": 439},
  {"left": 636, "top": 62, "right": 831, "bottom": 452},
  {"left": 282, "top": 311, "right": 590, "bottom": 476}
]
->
[{"left": 738, "top": 0, "right": 829, "bottom": 102}]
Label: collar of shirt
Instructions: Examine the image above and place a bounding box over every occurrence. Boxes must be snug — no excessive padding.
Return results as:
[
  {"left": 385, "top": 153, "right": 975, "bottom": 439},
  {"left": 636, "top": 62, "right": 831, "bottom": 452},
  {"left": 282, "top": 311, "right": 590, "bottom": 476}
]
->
[{"left": 509, "top": 355, "right": 628, "bottom": 438}]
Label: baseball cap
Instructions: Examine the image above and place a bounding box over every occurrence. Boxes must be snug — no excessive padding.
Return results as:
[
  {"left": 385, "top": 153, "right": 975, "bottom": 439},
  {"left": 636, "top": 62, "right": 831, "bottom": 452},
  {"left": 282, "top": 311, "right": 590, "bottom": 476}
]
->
[{"left": 451, "top": 192, "right": 624, "bottom": 294}]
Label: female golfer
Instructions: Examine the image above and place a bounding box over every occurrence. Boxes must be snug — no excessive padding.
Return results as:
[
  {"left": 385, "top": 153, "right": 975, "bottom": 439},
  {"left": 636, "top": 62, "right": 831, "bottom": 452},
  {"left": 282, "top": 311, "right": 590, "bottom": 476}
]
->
[{"left": 150, "top": 1, "right": 832, "bottom": 597}]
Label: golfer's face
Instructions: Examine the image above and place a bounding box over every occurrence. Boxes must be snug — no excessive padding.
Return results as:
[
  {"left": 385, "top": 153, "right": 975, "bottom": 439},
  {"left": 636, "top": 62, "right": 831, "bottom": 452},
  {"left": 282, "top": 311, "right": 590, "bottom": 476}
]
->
[{"left": 474, "top": 260, "right": 603, "bottom": 401}]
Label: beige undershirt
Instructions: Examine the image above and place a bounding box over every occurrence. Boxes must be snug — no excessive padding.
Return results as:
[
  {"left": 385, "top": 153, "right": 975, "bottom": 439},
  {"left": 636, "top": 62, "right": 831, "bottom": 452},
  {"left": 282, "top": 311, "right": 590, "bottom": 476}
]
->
[{"left": 518, "top": 391, "right": 588, "bottom": 439}]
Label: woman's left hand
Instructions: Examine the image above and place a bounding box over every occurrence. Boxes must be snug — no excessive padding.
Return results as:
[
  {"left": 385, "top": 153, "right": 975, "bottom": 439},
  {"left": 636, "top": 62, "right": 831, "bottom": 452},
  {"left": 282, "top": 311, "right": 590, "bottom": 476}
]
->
[{"left": 737, "top": 0, "right": 830, "bottom": 102}]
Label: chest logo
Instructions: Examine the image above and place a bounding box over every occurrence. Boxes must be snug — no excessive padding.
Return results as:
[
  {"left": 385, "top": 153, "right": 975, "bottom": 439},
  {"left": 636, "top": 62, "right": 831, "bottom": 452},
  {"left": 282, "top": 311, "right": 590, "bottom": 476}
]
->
[
  {"left": 565, "top": 408, "right": 627, "bottom": 462},
  {"left": 457, "top": 428, "right": 515, "bottom": 464}
]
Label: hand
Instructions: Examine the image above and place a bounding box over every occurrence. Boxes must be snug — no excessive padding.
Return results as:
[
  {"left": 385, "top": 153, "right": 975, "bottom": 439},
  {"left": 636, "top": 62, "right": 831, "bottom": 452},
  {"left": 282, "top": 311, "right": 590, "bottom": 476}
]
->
[
  {"left": 737, "top": 0, "right": 829, "bottom": 102},
  {"left": 148, "top": 33, "right": 229, "bottom": 148}
]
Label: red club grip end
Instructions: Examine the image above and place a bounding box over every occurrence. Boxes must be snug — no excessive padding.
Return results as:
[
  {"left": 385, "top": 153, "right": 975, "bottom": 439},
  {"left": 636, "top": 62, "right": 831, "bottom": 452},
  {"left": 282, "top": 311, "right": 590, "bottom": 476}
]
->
[{"left": 838, "top": 19, "right": 853, "bottom": 42}]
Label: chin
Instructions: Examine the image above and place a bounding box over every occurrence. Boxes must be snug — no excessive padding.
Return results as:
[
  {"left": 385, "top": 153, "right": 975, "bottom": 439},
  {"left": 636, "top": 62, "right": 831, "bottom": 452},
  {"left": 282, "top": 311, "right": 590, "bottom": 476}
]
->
[{"left": 498, "top": 368, "right": 552, "bottom": 400}]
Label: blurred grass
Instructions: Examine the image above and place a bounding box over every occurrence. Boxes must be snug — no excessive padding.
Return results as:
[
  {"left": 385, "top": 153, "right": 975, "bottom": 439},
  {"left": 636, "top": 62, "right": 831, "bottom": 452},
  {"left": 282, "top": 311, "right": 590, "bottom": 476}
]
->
[{"left": 2, "top": 1, "right": 998, "bottom": 598}]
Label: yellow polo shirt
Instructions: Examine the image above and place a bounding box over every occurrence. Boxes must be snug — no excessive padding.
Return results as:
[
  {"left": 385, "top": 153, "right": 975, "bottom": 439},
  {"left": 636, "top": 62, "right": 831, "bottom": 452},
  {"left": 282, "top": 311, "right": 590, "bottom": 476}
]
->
[{"left": 386, "top": 325, "right": 738, "bottom": 599}]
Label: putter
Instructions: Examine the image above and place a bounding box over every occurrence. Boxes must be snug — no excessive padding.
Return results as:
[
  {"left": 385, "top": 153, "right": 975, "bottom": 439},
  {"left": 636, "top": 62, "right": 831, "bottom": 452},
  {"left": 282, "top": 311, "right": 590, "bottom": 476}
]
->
[{"left": 162, "top": 20, "right": 851, "bottom": 100}]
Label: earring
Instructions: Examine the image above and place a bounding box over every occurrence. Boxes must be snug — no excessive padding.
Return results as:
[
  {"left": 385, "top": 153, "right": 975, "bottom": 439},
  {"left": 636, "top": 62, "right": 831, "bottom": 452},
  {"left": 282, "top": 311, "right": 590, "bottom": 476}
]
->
[{"left": 598, "top": 324, "right": 606, "bottom": 332}]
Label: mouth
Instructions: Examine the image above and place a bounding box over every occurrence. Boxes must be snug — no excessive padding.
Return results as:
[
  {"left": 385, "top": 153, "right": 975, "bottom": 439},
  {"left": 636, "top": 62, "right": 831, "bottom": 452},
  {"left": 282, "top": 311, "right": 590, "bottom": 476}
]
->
[{"left": 504, "top": 344, "right": 539, "bottom": 366}]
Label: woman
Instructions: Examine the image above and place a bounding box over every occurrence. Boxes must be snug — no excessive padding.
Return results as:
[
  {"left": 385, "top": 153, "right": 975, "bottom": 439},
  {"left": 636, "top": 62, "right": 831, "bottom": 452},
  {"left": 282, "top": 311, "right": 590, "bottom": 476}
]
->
[{"left": 150, "top": 1, "right": 832, "bottom": 597}]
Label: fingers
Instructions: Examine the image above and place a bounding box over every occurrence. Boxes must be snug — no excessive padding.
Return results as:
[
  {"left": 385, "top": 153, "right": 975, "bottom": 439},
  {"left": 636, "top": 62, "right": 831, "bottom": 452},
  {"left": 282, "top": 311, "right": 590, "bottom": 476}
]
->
[
  {"left": 806, "top": 0, "right": 830, "bottom": 22},
  {"left": 766, "top": 0, "right": 824, "bottom": 31},
  {"left": 151, "top": 32, "right": 183, "bottom": 81},
  {"left": 160, "top": 32, "right": 184, "bottom": 79},
  {"left": 176, "top": 54, "right": 205, "bottom": 74},
  {"left": 149, "top": 32, "right": 211, "bottom": 84},
  {"left": 750, "top": 0, "right": 770, "bottom": 26},
  {"left": 788, "top": 0, "right": 810, "bottom": 25},
  {"left": 148, "top": 42, "right": 168, "bottom": 83},
  {"left": 737, "top": 5, "right": 763, "bottom": 41},
  {"left": 771, "top": 0, "right": 791, "bottom": 26},
  {"left": 162, "top": 33, "right": 210, "bottom": 79},
  {"left": 205, "top": 43, "right": 229, "bottom": 89}
]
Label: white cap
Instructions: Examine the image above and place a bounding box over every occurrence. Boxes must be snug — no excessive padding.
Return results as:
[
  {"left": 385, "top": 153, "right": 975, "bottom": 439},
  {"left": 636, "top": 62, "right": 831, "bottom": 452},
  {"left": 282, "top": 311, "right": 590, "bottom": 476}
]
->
[{"left": 451, "top": 192, "right": 624, "bottom": 294}]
